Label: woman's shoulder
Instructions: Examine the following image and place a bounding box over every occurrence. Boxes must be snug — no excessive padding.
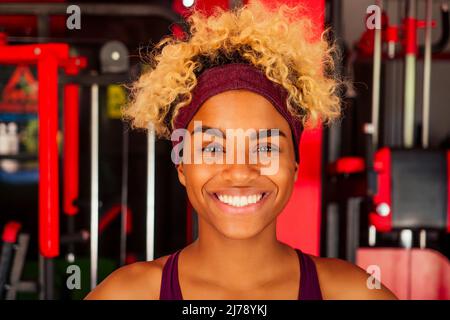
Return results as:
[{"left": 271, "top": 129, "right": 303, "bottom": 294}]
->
[
  {"left": 84, "top": 254, "right": 172, "bottom": 300},
  {"left": 307, "top": 255, "right": 397, "bottom": 300}
]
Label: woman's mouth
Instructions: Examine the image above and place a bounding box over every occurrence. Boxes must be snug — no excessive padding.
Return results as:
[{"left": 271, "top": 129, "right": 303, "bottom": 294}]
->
[
  {"left": 216, "top": 193, "right": 264, "bottom": 207},
  {"left": 208, "top": 191, "right": 271, "bottom": 214}
]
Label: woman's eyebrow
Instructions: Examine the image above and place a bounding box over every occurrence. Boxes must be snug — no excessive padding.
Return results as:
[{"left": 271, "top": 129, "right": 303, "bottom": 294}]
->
[
  {"left": 190, "top": 126, "right": 287, "bottom": 140},
  {"left": 191, "top": 125, "right": 225, "bottom": 138},
  {"left": 251, "top": 128, "right": 287, "bottom": 140}
]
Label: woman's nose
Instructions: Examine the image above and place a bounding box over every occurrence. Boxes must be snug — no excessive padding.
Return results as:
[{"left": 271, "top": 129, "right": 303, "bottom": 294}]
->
[{"left": 221, "top": 162, "right": 260, "bottom": 184}]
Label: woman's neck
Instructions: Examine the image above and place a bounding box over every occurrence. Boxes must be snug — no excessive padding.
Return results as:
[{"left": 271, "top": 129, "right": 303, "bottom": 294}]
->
[{"left": 183, "top": 219, "right": 293, "bottom": 289}]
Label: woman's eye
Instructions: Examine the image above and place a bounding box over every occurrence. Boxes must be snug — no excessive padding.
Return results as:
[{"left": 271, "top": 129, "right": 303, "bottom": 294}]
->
[
  {"left": 202, "top": 145, "right": 224, "bottom": 153},
  {"left": 256, "top": 145, "right": 279, "bottom": 153}
]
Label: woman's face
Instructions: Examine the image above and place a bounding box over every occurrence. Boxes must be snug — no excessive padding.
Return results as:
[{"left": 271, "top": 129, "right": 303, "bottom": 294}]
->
[{"left": 177, "top": 89, "right": 298, "bottom": 240}]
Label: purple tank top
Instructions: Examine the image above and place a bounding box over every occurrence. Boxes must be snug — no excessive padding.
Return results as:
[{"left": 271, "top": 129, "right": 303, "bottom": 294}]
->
[{"left": 159, "top": 248, "right": 323, "bottom": 300}]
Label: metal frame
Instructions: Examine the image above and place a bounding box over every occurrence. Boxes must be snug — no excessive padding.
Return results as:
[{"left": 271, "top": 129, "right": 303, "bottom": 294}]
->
[
  {"left": 0, "top": 3, "right": 182, "bottom": 20},
  {"left": 0, "top": 39, "right": 91, "bottom": 298},
  {"left": 5, "top": 234, "right": 32, "bottom": 300},
  {"left": 403, "top": 0, "right": 418, "bottom": 148},
  {"left": 89, "top": 82, "right": 99, "bottom": 290},
  {"left": 146, "top": 123, "right": 156, "bottom": 261},
  {"left": 422, "top": 0, "right": 433, "bottom": 148},
  {"left": 0, "top": 43, "right": 69, "bottom": 261}
]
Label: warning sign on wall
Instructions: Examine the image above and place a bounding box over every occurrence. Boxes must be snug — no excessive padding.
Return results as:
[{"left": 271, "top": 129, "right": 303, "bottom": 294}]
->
[{"left": 0, "top": 65, "right": 38, "bottom": 113}]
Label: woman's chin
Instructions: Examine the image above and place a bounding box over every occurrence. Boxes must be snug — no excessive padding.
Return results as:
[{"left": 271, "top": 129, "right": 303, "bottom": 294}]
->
[{"left": 214, "top": 223, "right": 267, "bottom": 240}]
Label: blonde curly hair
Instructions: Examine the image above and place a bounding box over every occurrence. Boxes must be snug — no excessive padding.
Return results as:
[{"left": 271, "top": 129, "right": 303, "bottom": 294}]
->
[{"left": 123, "top": 0, "right": 341, "bottom": 139}]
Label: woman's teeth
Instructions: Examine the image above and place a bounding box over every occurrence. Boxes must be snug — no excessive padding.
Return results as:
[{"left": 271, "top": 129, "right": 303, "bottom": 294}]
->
[{"left": 216, "top": 193, "right": 264, "bottom": 207}]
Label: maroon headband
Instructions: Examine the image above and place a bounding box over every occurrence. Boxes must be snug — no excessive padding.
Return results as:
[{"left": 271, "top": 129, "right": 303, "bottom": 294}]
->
[{"left": 172, "top": 63, "right": 303, "bottom": 162}]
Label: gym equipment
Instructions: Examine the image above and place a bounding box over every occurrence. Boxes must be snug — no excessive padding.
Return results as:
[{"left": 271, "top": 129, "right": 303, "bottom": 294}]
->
[
  {"left": 403, "top": 0, "right": 417, "bottom": 148},
  {"left": 422, "top": 0, "right": 433, "bottom": 148},
  {"left": 0, "top": 35, "right": 136, "bottom": 296},
  {"left": 100, "top": 40, "right": 130, "bottom": 267},
  {"left": 100, "top": 41, "right": 130, "bottom": 74},
  {"left": 368, "top": 0, "right": 450, "bottom": 245},
  {"left": 0, "top": 221, "right": 36, "bottom": 299},
  {"left": 0, "top": 1, "right": 189, "bottom": 298},
  {"left": 90, "top": 80, "right": 99, "bottom": 290},
  {"left": 146, "top": 123, "right": 156, "bottom": 261},
  {"left": 120, "top": 111, "right": 129, "bottom": 267},
  {"left": 0, "top": 36, "right": 84, "bottom": 299},
  {"left": 0, "top": 221, "right": 22, "bottom": 298},
  {"left": 326, "top": 0, "right": 450, "bottom": 282},
  {"left": 370, "top": 148, "right": 449, "bottom": 234}
]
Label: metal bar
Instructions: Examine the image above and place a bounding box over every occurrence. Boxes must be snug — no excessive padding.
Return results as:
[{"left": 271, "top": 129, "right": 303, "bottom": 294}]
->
[
  {"left": 419, "top": 229, "right": 427, "bottom": 249},
  {"left": 44, "top": 258, "right": 54, "bottom": 299},
  {"left": 16, "top": 281, "right": 38, "bottom": 293},
  {"left": 403, "top": 0, "right": 417, "bottom": 148},
  {"left": 371, "top": 0, "right": 383, "bottom": 148},
  {"left": 8, "top": 36, "right": 114, "bottom": 45},
  {"left": 422, "top": 0, "right": 433, "bottom": 148},
  {"left": 6, "top": 234, "right": 30, "bottom": 300},
  {"left": 0, "top": 244, "right": 14, "bottom": 299},
  {"left": 38, "top": 54, "right": 59, "bottom": 258},
  {"left": 368, "top": 225, "right": 376, "bottom": 247},
  {"left": 365, "top": 1, "right": 383, "bottom": 199},
  {"left": 59, "top": 73, "right": 130, "bottom": 86},
  {"left": 0, "top": 3, "right": 180, "bottom": 21},
  {"left": 146, "top": 123, "right": 156, "bottom": 261},
  {"left": 327, "top": 0, "right": 343, "bottom": 162},
  {"left": 120, "top": 126, "right": 129, "bottom": 266},
  {"left": 0, "top": 44, "right": 69, "bottom": 64},
  {"left": 90, "top": 83, "right": 99, "bottom": 289},
  {"left": 326, "top": 203, "right": 339, "bottom": 258},
  {"left": 346, "top": 198, "right": 362, "bottom": 263},
  {"left": 66, "top": 216, "right": 76, "bottom": 263},
  {"left": 38, "top": 255, "right": 44, "bottom": 300},
  {"left": 386, "top": 0, "right": 396, "bottom": 59},
  {"left": 63, "top": 84, "right": 80, "bottom": 216}
]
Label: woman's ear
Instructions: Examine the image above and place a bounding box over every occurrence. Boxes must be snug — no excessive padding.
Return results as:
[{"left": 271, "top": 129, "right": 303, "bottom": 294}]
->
[{"left": 177, "top": 163, "right": 186, "bottom": 187}]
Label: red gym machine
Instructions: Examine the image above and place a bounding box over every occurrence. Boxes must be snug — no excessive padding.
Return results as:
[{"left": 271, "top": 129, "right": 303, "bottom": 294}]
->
[
  {"left": 327, "top": 0, "right": 450, "bottom": 299},
  {"left": 0, "top": 37, "right": 84, "bottom": 299}
]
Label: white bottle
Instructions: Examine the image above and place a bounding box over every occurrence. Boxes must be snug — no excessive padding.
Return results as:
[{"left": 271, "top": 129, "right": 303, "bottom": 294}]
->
[
  {"left": 0, "top": 122, "right": 19, "bottom": 173},
  {"left": 7, "top": 122, "right": 19, "bottom": 154},
  {"left": 0, "top": 123, "right": 8, "bottom": 155}
]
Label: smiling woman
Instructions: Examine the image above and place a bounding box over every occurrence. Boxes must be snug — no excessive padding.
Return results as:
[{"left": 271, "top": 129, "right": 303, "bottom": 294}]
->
[{"left": 84, "top": 0, "right": 397, "bottom": 300}]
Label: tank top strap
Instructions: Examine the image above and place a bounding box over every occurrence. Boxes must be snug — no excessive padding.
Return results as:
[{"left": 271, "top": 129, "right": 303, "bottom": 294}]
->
[
  {"left": 295, "top": 249, "right": 323, "bottom": 300},
  {"left": 159, "top": 249, "right": 183, "bottom": 300},
  {"left": 159, "top": 248, "right": 321, "bottom": 300}
]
